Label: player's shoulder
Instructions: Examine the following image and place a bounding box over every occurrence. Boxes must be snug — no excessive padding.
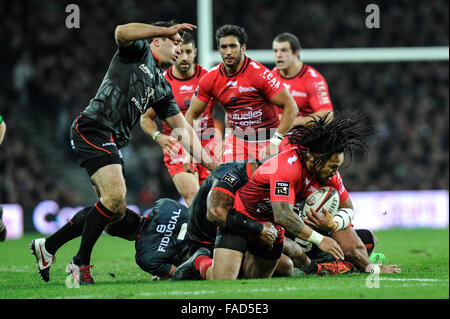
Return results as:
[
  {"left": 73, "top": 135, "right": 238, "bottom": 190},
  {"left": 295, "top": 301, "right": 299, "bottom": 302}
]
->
[
  {"left": 278, "top": 147, "right": 301, "bottom": 166},
  {"left": 263, "top": 147, "right": 302, "bottom": 175},
  {"left": 198, "top": 63, "right": 221, "bottom": 84},
  {"left": 244, "top": 56, "right": 272, "bottom": 74},
  {"left": 214, "top": 161, "right": 247, "bottom": 178},
  {"left": 303, "top": 64, "right": 326, "bottom": 80}
]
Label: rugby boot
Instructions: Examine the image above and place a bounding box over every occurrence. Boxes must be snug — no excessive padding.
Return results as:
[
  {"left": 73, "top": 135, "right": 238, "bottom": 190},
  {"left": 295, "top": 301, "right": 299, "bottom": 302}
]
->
[
  {"left": 316, "top": 260, "right": 354, "bottom": 276},
  {"left": 67, "top": 260, "right": 95, "bottom": 285},
  {"left": 29, "top": 238, "right": 56, "bottom": 282},
  {"left": 172, "top": 247, "right": 210, "bottom": 281}
]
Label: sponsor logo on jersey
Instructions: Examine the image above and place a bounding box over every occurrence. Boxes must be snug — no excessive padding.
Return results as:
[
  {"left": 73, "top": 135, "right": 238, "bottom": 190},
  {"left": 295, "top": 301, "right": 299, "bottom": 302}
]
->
[
  {"left": 157, "top": 208, "right": 182, "bottom": 252},
  {"left": 238, "top": 86, "right": 257, "bottom": 93},
  {"left": 308, "top": 68, "right": 318, "bottom": 78},
  {"left": 274, "top": 181, "right": 290, "bottom": 196},
  {"left": 139, "top": 64, "right": 153, "bottom": 78},
  {"left": 314, "top": 81, "right": 331, "bottom": 105},
  {"left": 291, "top": 90, "right": 307, "bottom": 97},
  {"left": 288, "top": 154, "right": 298, "bottom": 165},
  {"left": 222, "top": 172, "right": 239, "bottom": 186},
  {"left": 250, "top": 61, "right": 261, "bottom": 69},
  {"left": 226, "top": 81, "right": 238, "bottom": 88},
  {"left": 260, "top": 70, "right": 281, "bottom": 90},
  {"left": 180, "top": 85, "right": 194, "bottom": 92}
]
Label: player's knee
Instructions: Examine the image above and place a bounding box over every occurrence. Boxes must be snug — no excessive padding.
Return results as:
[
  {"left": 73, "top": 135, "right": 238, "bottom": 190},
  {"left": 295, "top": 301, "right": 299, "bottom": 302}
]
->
[
  {"left": 102, "top": 189, "right": 126, "bottom": 211},
  {"left": 273, "top": 255, "right": 294, "bottom": 277},
  {"left": 181, "top": 187, "right": 198, "bottom": 204}
]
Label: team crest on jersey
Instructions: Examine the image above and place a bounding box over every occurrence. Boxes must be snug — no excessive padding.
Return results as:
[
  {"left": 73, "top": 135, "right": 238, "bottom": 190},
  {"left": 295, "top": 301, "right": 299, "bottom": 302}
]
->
[
  {"left": 230, "top": 95, "right": 238, "bottom": 104},
  {"left": 222, "top": 172, "right": 239, "bottom": 186},
  {"left": 184, "top": 99, "right": 191, "bottom": 107},
  {"left": 274, "top": 181, "right": 290, "bottom": 196}
]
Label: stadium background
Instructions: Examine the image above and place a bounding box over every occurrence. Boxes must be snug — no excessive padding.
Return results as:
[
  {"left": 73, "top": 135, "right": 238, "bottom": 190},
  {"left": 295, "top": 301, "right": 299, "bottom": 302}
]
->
[{"left": 0, "top": 0, "right": 448, "bottom": 236}]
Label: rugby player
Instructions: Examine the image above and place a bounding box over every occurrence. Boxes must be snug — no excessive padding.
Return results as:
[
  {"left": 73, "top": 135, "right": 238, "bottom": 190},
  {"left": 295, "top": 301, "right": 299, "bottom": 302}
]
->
[
  {"left": 0, "top": 114, "right": 6, "bottom": 241},
  {"left": 272, "top": 32, "right": 335, "bottom": 152},
  {"left": 185, "top": 24, "right": 298, "bottom": 162},
  {"left": 174, "top": 112, "right": 401, "bottom": 281},
  {"left": 29, "top": 162, "right": 276, "bottom": 282},
  {"left": 30, "top": 21, "right": 218, "bottom": 285},
  {"left": 272, "top": 32, "right": 334, "bottom": 127},
  {"left": 149, "top": 32, "right": 218, "bottom": 206}
]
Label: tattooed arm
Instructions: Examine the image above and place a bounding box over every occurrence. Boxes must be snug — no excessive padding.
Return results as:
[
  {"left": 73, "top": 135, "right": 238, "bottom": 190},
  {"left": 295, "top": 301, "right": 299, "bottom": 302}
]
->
[
  {"left": 206, "top": 188, "right": 234, "bottom": 227},
  {"left": 272, "top": 202, "right": 314, "bottom": 241},
  {"left": 272, "top": 201, "right": 345, "bottom": 260},
  {"left": 206, "top": 188, "right": 277, "bottom": 243}
]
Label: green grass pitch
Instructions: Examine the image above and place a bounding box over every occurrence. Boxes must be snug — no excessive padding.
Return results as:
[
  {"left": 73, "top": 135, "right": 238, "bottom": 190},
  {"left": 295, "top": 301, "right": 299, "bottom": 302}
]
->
[{"left": 0, "top": 228, "right": 448, "bottom": 299}]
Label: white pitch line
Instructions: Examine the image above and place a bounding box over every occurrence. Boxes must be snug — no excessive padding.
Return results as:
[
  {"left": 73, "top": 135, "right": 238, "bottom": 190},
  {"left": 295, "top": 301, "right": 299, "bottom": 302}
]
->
[
  {"left": 379, "top": 278, "right": 448, "bottom": 282},
  {"left": 135, "top": 278, "right": 448, "bottom": 298}
]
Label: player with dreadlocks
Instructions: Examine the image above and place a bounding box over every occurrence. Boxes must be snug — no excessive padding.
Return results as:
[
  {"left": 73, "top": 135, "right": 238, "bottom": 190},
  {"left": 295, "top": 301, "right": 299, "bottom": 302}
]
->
[
  {"left": 175, "top": 110, "right": 400, "bottom": 280},
  {"left": 277, "top": 111, "right": 400, "bottom": 275}
]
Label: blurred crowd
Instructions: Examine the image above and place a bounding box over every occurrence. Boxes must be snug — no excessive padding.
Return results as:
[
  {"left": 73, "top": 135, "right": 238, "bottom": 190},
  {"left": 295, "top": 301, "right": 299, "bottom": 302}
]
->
[{"left": 0, "top": 0, "right": 448, "bottom": 209}]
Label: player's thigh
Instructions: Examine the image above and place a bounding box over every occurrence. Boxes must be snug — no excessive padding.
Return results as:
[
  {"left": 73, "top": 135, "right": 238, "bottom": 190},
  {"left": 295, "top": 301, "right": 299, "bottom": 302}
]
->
[
  {"left": 211, "top": 248, "right": 243, "bottom": 280},
  {"left": 243, "top": 240, "right": 284, "bottom": 278},
  {"left": 242, "top": 251, "right": 280, "bottom": 279},
  {"left": 91, "top": 164, "right": 127, "bottom": 203},
  {"left": 212, "top": 228, "right": 248, "bottom": 280},
  {"left": 172, "top": 171, "right": 200, "bottom": 197}
]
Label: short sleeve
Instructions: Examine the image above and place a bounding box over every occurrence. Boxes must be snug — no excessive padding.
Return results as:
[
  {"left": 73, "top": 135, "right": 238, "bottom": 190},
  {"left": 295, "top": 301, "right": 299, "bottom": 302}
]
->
[
  {"left": 254, "top": 66, "right": 284, "bottom": 100},
  {"left": 304, "top": 70, "right": 333, "bottom": 112},
  {"left": 269, "top": 152, "right": 300, "bottom": 204},
  {"left": 152, "top": 97, "right": 180, "bottom": 120},
  {"left": 212, "top": 164, "right": 248, "bottom": 198},
  {"left": 118, "top": 40, "right": 149, "bottom": 62},
  {"left": 195, "top": 75, "right": 213, "bottom": 103}
]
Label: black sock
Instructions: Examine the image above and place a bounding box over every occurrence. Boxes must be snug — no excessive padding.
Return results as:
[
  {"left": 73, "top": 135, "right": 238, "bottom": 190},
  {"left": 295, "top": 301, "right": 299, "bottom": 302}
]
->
[
  {"left": 302, "top": 261, "right": 319, "bottom": 274},
  {"left": 72, "top": 201, "right": 114, "bottom": 266},
  {"left": 44, "top": 206, "right": 92, "bottom": 255}
]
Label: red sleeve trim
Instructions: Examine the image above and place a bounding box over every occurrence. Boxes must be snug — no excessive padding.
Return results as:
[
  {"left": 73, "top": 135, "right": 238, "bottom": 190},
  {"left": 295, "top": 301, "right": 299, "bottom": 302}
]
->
[{"left": 211, "top": 187, "right": 235, "bottom": 199}]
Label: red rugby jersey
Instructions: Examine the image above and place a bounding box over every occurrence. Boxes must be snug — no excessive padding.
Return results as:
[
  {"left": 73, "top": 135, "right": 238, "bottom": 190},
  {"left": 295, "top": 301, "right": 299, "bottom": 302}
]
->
[
  {"left": 235, "top": 146, "right": 349, "bottom": 222},
  {"left": 273, "top": 64, "right": 333, "bottom": 117},
  {"left": 163, "top": 64, "right": 215, "bottom": 137},
  {"left": 196, "top": 56, "right": 283, "bottom": 136}
]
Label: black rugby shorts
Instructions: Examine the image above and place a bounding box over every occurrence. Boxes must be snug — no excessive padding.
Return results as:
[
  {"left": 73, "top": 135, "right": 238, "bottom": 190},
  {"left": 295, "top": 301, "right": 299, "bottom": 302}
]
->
[{"left": 70, "top": 114, "right": 124, "bottom": 177}]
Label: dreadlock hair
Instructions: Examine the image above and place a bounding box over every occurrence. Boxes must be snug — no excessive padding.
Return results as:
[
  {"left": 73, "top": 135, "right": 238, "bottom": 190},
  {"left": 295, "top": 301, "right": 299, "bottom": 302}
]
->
[{"left": 288, "top": 111, "right": 376, "bottom": 171}]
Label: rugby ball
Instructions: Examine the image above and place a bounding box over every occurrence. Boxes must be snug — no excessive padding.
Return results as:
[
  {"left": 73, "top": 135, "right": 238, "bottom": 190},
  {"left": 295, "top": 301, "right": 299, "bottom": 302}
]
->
[{"left": 301, "top": 186, "right": 339, "bottom": 220}]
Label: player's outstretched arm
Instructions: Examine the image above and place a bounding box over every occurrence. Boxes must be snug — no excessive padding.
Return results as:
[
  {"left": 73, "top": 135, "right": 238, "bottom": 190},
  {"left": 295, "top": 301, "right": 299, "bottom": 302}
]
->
[
  {"left": 185, "top": 95, "right": 208, "bottom": 128},
  {"left": 140, "top": 108, "right": 179, "bottom": 157},
  {"left": 164, "top": 112, "right": 218, "bottom": 172},
  {"left": 115, "top": 22, "right": 196, "bottom": 47},
  {"left": 272, "top": 201, "right": 344, "bottom": 260}
]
